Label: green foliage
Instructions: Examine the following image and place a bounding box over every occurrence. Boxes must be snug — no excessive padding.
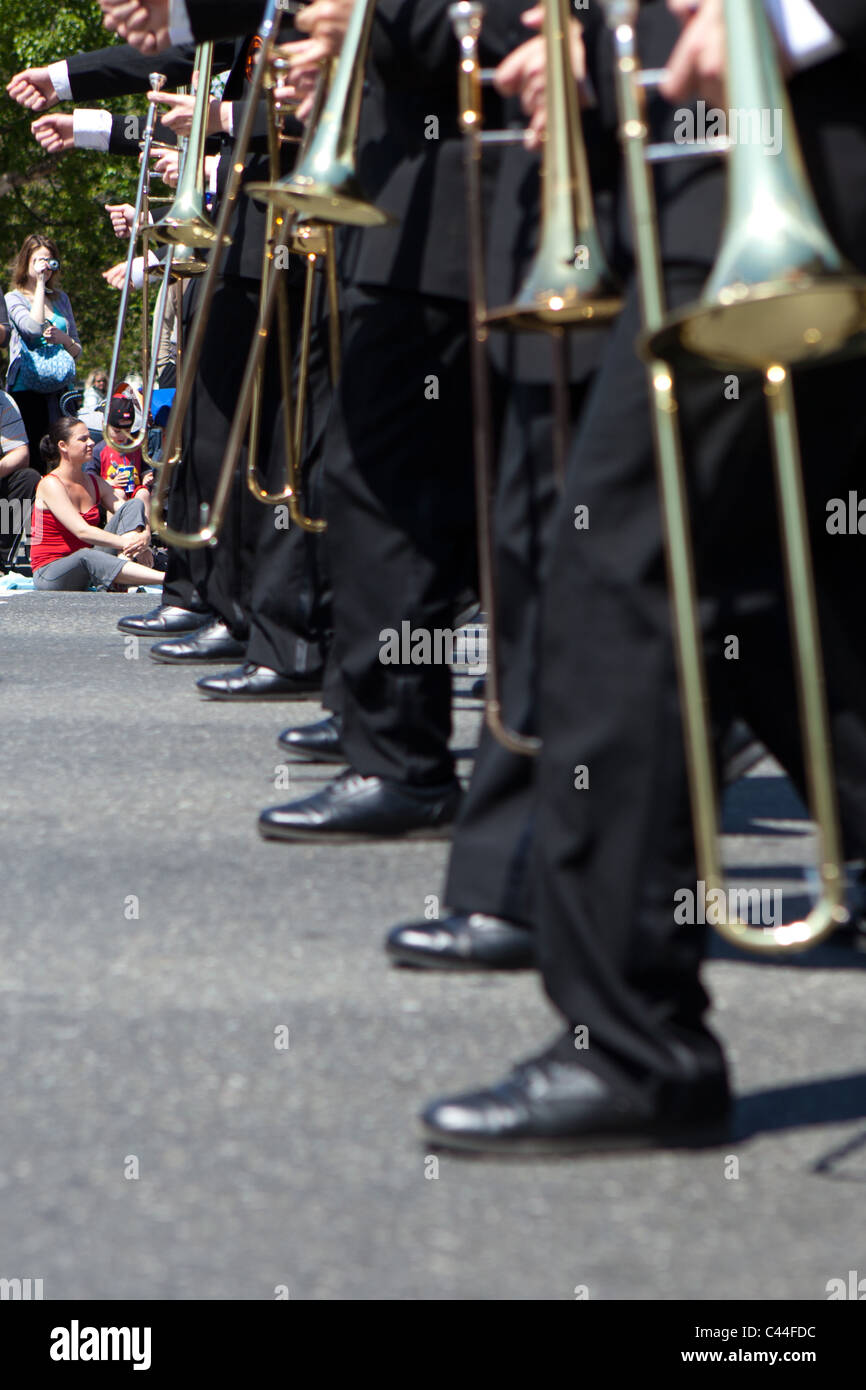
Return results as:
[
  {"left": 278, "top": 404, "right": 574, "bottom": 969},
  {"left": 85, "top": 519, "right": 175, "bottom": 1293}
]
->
[{"left": 0, "top": 0, "right": 151, "bottom": 379}]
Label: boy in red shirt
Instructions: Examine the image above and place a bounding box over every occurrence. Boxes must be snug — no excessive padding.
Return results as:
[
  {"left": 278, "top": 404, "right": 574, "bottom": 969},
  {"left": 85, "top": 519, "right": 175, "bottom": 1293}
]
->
[{"left": 100, "top": 396, "right": 154, "bottom": 502}]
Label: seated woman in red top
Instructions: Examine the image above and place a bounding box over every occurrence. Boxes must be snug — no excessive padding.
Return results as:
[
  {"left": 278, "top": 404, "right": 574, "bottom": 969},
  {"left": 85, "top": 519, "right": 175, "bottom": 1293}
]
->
[{"left": 31, "top": 416, "right": 164, "bottom": 592}]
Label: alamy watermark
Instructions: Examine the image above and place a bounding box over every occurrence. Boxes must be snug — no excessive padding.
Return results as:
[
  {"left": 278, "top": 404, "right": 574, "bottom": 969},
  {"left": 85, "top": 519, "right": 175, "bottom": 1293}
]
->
[
  {"left": 826, "top": 492, "right": 866, "bottom": 534},
  {"left": 674, "top": 101, "right": 783, "bottom": 157},
  {"left": 0, "top": 1277, "right": 44, "bottom": 1300},
  {"left": 674, "top": 883, "right": 782, "bottom": 926},
  {"left": 379, "top": 622, "right": 487, "bottom": 667}
]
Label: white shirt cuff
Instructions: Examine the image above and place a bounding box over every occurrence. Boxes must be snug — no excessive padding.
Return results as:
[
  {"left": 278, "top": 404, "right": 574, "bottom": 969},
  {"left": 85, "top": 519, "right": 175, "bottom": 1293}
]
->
[
  {"left": 765, "top": 0, "right": 845, "bottom": 69},
  {"left": 73, "top": 109, "right": 113, "bottom": 151},
  {"left": 130, "top": 252, "right": 162, "bottom": 290},
  {"left": 169, "top": 0, "right": 194, "bottom": 46},
  {"left": 46, "top": 60, "right": 72, "bottom": 102}
]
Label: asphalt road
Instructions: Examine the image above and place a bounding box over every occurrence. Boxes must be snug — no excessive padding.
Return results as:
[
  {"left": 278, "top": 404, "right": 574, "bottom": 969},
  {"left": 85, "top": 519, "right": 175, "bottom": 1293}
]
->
[{"left": 1, "top": 592, "right": 863, "bottom": 1301}]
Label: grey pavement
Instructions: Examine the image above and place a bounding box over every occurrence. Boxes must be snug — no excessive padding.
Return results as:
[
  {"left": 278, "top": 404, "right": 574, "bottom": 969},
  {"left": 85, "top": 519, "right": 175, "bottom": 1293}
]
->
[{"left": 0, "top": 592, "right": 864, "bottom": 1301}]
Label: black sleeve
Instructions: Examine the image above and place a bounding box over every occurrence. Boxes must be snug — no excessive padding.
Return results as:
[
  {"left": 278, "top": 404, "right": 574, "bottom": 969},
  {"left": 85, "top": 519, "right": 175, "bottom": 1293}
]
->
[
  {"left": 185, "top": 0, "right": 266, "bottom": 41},
  {"left": 66, "top": 40, "right": 237, "bottom": 100},
  {"left": 810, "top": 0, "right": 866, "bottom": 49},
  {"left": 108, "top": 114, "right": 177, "bottom": 155},
  {"left": 228, "top": 99, "right": 273, "bottom": 145},
  {"left": 68, "top": 42, "right": 196, "bottom": 99}
]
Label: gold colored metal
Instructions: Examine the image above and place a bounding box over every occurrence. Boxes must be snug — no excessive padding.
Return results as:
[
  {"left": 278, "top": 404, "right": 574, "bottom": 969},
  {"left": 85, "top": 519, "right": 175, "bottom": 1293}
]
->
[
  {"left": 450, "top": 0, "right": 619, "bottom": 754},
  {"left": 485, "top": 0, "right": 621, "bottom": 331},
  {"left": 450, "top": 1, "right": 542, "bottom": 756},
  {"left": 166, "top": 242, "right": 209, "bottom": 278},
  {"left": 151, "top": 0, "right": 330, "bottom": 546},
  {"left": 647, "top": 9, "right": 866, "bottom": 368},
  {"left": 150, "top": 45, "right": 226, "bottom": 250},
  {"left": 103, "top": 71, "right": 167, "bottom": 456},
  {"left": 603, "top": 0, "right": 862, "bottom": 952},
  {"left": 244, "top": 0, "right": 395, "bottom": 226},
  {"left": 242, "top": 53, "right": 327, "bottom": 530}
]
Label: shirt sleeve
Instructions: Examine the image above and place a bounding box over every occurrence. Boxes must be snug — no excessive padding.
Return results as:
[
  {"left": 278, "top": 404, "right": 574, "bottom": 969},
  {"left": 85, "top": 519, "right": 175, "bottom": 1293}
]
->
[
  {"left": 46, "top": 59, "right": 72, "bottom": 101},
  {"left": 0, "top": 393, "right": 28, "bottom": 454},
  {"left": 764, "top": 0, "right": 845, "bottom": 67},
  {"left": 6, "top": 293, "right": 44, "bottom": 341},
  {"left": 73, "top": 109, "right": 114, "bottom": 151},
  {"left": 129, "top": 253, "right": 162, "bottom": 290},
  {"left": 169, "top": 0, "right": 195, "bottom": 46}
]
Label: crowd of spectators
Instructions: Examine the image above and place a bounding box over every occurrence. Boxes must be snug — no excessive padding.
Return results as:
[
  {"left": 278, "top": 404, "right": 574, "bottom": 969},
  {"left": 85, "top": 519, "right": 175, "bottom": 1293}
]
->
[{"left": 0, "top": 230, "right": 170, "bottom": 589}]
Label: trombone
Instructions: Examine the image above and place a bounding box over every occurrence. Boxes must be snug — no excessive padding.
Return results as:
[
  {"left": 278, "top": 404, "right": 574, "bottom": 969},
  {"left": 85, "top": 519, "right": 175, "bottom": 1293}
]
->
[
  {"left": 152, "top": 0, "right": 377, "bottom": 548},
  {"left": 601, "top": 0, "right": 866, "bottom": 952},
  {"left": 102, "top": 70, "right": 168, "bottom": 456},
  {"left": 449, "top": 0, "right": 620, "bottom": 756},
  {"left": 245, "top": 0, "right": 394, "bottom": 227},
  {"left": 151, "top": 1, "right": 298, "bottom": 547},
  {"left": 240, "top": 53, "right": 334, "bottom": 530},
  {"left": 149, "top": 44, "right": 222, "bottom": 251},
  {"left": 101, "top": 74, "right": 209, "bottom": 462}
]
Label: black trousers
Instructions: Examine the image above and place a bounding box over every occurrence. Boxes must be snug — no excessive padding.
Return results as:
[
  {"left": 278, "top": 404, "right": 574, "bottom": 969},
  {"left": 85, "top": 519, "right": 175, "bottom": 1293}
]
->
[
  {"left": 323, "top": 284, "right": 477, "bottom": 787},
  {"left": 533, "top": 270, "right": 866, "bottom": 1101},
  {"left": 444, "top": 378, "right": 587, "bottom": 925},
  {"left": 11, "top": 391, "right": 62, "bottom": 474},
  {"left": 245, "top": 279, "right": 334, "bottom": 679}
]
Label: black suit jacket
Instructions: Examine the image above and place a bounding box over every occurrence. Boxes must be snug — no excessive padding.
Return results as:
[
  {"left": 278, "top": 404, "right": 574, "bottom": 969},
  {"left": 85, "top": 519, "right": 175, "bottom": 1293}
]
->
[
  {"left": 183, "top": 0, "right": 515, "bottom": 299},
  {"left": 67, "top": 41, "right": 237, "bottom": 98},
  {"left": 184, "top": 1, "right": 266, "bottom": 41},
  {"left": 334, "top": 0, "right": 518, "bottom": 299}
]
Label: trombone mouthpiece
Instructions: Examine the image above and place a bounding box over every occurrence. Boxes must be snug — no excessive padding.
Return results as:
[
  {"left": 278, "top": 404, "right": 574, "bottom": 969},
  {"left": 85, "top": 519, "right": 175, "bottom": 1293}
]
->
[{"left": 150, "top": 72, "right": 168, "bottom": 91}]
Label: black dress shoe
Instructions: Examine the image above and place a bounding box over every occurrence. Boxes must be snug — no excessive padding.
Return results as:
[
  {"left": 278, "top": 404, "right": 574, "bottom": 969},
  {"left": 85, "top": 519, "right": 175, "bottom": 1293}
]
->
[
  {"left": 386, "top": 912, "right": 536, "bottom": 970},
  {"left": 277, "top": 713, "right": 345, "bottom": 762},
  {"left": 117, "top": 605, "right": 210, "bottom": 637},
  {"left": 149, "top": 619, "right": 246, "bottom": 665},
  {"left": 259, "top": 769, "right": 461, "bottom": 843},
  {"left": 196, "top": 663, "right": 322, "bottom": 701},
  {"left": 421, "top": 1056, "right": 731, "bottom": 1156}
]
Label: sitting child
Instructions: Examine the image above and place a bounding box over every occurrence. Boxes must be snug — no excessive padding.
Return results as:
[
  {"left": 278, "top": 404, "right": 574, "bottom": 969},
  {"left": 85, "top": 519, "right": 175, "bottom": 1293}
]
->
[{"left": 100, "top": 396, "right": 154, "bottom": 503}]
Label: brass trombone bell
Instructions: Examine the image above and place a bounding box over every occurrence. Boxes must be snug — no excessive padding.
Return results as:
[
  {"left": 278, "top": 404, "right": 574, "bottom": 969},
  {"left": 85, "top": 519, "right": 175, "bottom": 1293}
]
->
[
  {"left": 248, "top": 169, "right": 394, "bottom": 226},
  {"left": 150, "top": 44, "right": 229, "bottom": 251},
  {"left": 245, "top": 0, "right": 395, "bottom": 227},
  {"left": 484, "top": 267, "right": 622, "bottom": 332},
  {"left": 167, "top": 244, "right": 209, "bottom": 278},
  {"left": 644, "top": 1, "right": 866, "bottom": 370},
  {"left": 650, "top": 269, "right": 866, "bottom": 372},
  {"left": 482, "top": 0, "right": 621, "bottom": 333}
]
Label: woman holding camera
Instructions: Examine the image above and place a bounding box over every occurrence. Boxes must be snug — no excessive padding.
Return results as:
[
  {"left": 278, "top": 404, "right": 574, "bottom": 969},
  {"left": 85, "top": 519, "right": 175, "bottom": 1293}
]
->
[{"left": 5, "top": 235, "right": 82, "bottom": 472}]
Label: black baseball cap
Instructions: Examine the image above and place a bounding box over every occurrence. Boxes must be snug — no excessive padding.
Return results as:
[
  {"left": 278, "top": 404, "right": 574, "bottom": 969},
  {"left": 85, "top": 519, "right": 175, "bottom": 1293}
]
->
[{"left": 107, "top": 397, "right": 136, "bottom": 429}]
